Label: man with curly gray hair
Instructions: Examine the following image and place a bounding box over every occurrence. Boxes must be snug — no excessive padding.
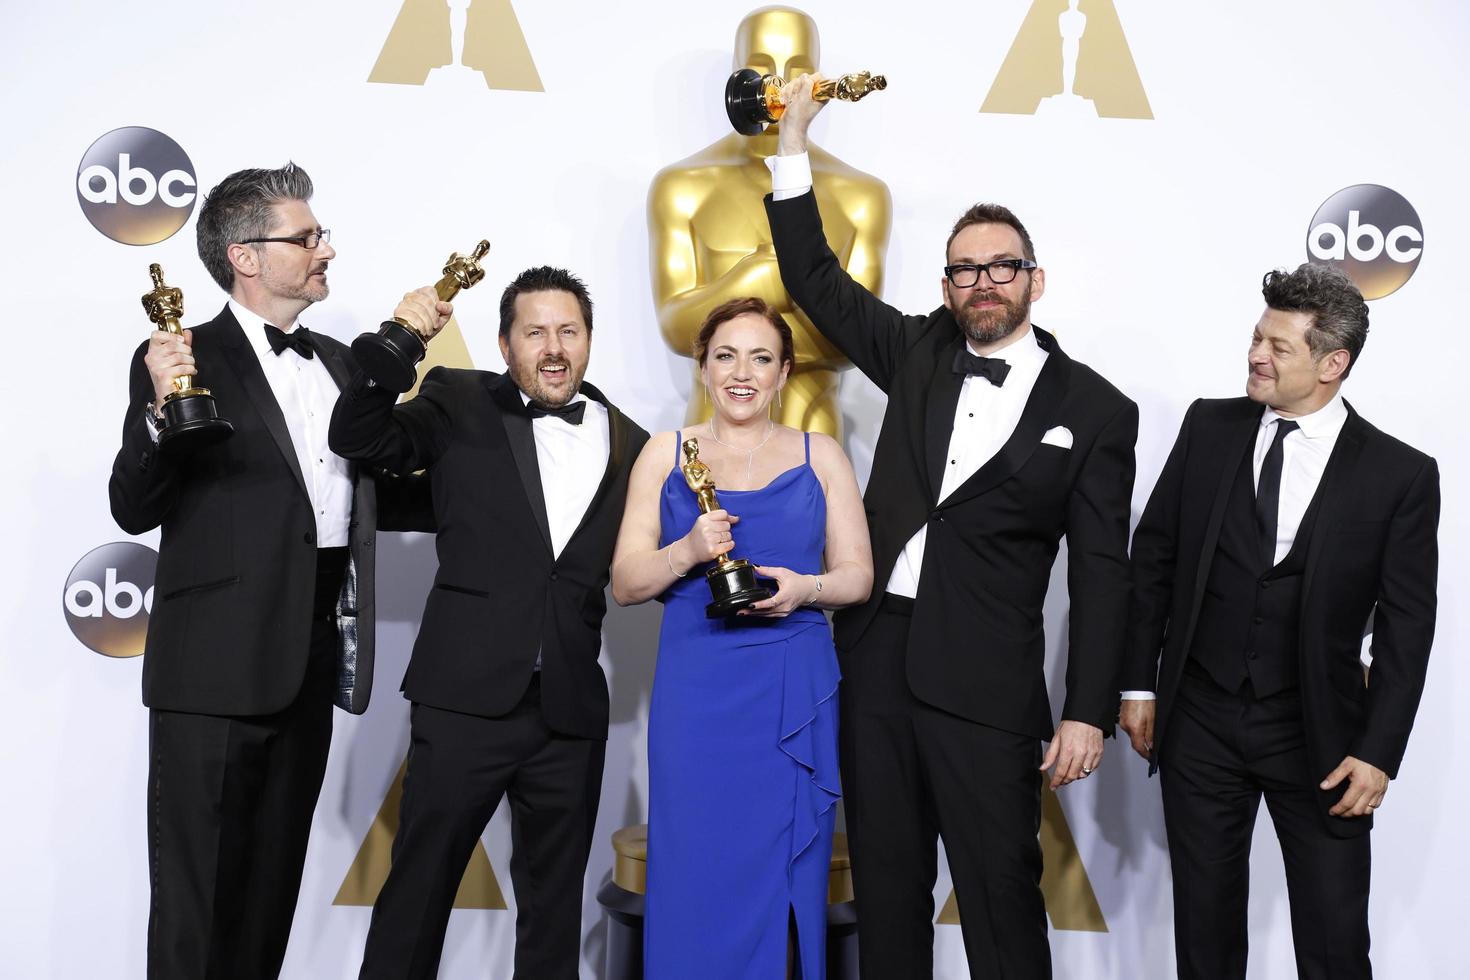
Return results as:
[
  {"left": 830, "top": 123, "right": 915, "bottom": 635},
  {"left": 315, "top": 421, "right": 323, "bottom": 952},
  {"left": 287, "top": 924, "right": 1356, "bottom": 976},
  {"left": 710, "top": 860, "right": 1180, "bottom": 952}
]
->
[
  {"left": 1121, "top": 262, "right": 1440, "bottom": 979},
  {"left": 111, "top": 162, "right": 439, "bottom": 978}
]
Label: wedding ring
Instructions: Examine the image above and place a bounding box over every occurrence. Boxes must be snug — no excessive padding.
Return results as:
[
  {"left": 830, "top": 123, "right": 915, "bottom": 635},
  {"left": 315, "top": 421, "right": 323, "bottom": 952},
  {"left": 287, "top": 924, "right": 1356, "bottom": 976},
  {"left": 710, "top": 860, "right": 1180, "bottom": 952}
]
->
[{"left": 1080, "top": 767, "right": 1093, "bottom": 776}]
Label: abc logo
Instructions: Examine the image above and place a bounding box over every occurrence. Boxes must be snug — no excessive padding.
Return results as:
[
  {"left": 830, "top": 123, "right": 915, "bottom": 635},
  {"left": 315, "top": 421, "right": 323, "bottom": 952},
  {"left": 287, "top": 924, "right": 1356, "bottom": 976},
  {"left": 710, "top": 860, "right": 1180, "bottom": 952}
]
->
[
  {"left": 76, "top": 127, "right": 197, "bottom": 246},
  {"left": 63, "top": 543, "right": 157, "bottom": 658},
  {"left": 1306, "top": 185, "right": 1423, "bottom": 300}
]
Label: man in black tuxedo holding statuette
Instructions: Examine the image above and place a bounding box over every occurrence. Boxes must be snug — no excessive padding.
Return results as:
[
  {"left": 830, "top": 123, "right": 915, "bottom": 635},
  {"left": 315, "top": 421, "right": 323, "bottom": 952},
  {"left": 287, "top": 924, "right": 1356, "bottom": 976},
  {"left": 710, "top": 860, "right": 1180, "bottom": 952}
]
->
[
  {"left": 331, "top": 266, "right": 648, "bottom": 979},
  {"left": 110, "top": 162, "right": 433, "bottom": 979},
  {"left": 760, "top": 76, "right": 1138, "bottom": 978}
]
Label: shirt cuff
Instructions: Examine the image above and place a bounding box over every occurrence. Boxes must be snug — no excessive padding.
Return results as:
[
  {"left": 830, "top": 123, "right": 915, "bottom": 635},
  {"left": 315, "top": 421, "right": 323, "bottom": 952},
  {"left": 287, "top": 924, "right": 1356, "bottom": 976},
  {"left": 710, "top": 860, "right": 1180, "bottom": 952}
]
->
[
  {"left": 1120, "top": 691, "right": 1157, "bottom": 700},
  {"left": 143, "top": 404, "right": 162, "bottom": 445},
  {"left": 765, "top": 151, "right": 813, "bottom": 201}
]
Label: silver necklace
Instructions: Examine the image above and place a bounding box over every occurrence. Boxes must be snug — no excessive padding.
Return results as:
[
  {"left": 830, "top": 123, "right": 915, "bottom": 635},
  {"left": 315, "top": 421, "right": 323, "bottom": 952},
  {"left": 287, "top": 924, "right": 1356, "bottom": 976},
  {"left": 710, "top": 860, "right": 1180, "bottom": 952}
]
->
[{"left": 708, "top": 418, "right": 776, "bottom": 486}]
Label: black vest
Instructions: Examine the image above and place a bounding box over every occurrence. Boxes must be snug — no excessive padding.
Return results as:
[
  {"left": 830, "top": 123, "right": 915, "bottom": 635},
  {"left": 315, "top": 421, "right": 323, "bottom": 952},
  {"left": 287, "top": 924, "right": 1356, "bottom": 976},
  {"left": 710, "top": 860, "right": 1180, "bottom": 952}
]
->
[{"left": 1189, "top": 445, "right": 1322, "bottom": 697}]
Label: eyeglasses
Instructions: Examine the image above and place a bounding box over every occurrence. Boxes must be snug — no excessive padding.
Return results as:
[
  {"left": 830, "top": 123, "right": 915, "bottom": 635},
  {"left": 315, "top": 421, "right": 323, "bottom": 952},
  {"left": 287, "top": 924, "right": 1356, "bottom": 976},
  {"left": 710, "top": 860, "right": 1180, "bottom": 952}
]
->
[
  {"left": 943, "top": 258, "right": 1036, "bottom": 287},
  {"left": 239, "top": 228, "right": 332, "bottom": 250}
]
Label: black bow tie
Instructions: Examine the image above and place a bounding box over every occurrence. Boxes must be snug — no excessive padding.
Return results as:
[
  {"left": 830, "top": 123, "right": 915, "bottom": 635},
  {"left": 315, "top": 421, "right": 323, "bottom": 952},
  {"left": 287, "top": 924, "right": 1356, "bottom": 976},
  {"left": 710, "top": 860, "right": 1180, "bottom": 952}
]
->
[
  {"left": 265, "top": 324, "right": 315, "bottom": 359},
  {"left": 528, "top": 400, "right": 586, "bottom": 425},
  {"left": 951, "top": 348, "right": 1011, "bottom": 386}
]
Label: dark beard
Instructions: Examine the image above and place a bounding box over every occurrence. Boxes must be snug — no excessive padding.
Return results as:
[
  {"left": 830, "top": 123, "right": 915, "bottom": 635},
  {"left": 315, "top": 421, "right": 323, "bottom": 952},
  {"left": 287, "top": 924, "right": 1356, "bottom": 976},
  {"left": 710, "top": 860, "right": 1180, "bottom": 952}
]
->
[
  {"left": 509, "top": 353, "right": 583, "bottom": 407},
  {"left": 955, "top": 290, "right": 1029, "bottom": 346}
]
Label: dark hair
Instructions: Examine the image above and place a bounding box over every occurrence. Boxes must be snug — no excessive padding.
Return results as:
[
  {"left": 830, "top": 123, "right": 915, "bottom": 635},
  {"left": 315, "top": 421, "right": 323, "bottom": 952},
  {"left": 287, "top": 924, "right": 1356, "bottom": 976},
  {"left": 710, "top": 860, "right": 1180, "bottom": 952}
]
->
[
  {"left": 196, "top": 163, "right": 314, "bottom": 291},
  {"left": 693, "top": 297, "right": 795, "bottom": 368},
  {"left": 946, "top": 203, "right": 1036, "bottom": 262},
  {"left": 1262, "top": 263, "right": 1370, "bottom": 377},
  {"left": 498, "top": 266, "right": 594, "bottom": 337}
]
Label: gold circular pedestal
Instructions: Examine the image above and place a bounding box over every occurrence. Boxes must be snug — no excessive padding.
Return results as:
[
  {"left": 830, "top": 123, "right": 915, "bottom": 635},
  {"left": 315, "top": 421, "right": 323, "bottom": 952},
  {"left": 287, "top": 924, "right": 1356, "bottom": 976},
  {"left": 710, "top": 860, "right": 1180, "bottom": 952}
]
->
[{"left": 610, "top": 824, "right": 853, "bottom": 905}]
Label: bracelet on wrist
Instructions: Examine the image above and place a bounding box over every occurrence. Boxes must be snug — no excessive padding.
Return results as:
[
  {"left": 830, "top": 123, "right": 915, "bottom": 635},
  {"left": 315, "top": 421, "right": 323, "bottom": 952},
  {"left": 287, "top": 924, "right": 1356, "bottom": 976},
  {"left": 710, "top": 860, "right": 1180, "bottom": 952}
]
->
[{"left": 666, "top": 545, "right": 688, "bottom": 578}]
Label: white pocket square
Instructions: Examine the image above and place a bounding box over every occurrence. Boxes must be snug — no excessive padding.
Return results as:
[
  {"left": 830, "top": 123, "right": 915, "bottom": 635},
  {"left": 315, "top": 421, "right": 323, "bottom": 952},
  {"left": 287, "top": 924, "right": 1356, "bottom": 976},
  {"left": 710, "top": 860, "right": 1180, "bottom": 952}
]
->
[{"left": 1040, "top": 426, "right": 1073, "bottom": 449}]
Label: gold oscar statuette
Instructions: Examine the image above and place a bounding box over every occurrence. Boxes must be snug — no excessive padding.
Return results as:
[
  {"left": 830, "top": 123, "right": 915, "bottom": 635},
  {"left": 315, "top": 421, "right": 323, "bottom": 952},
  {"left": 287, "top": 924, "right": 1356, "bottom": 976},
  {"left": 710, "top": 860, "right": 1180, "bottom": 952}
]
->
[
  {"left": 681, "top": 437, "right": 773, "bottom": 618},
  {"left": 725, "top": 68, "right": 887, "bottom": 135},
  {"left": 351, "top": 239, "right": 491, "bottom": 393},
  {"left": 141, "top": 263, "right": 234, "bottom": 453}
]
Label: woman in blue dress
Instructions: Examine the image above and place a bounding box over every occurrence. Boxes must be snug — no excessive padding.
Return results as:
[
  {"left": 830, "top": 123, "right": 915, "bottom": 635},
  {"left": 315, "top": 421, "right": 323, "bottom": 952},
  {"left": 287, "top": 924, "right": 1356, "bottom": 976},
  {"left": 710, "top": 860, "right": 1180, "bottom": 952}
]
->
[{"left": 612, "top": 297, "right": 872, "bottom": 978}]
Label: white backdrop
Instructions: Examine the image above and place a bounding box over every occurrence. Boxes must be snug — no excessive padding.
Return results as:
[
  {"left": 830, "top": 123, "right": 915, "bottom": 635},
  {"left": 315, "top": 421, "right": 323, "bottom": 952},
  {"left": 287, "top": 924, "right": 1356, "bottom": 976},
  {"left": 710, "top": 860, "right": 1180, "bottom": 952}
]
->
[{"left": 2, "top": 1, "right": 1466, "bottom": 976}]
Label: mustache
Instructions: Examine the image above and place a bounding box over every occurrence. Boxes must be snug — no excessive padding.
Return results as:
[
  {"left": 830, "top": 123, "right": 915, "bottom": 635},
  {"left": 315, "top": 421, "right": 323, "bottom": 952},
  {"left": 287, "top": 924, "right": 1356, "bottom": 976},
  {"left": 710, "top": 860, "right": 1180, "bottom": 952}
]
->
[
  {"left": 538, "top": 356, "right": 570, "bottom": 369},
  {"left": 968, "top": 292, "right": 1009, "bottom": 307}
]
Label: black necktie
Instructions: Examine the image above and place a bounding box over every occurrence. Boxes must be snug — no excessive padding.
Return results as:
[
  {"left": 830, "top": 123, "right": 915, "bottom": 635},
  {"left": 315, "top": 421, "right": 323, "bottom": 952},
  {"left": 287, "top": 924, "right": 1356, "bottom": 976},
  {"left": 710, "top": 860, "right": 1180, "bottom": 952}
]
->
[
  {"left": 265, "top": 324, "right": 315, "bottom": 359},
  {"left": 951, "top": 348, "right": 1011, "bottom": 387},
  {"left": 528, "top": 400, "right": 586, "bottom": 425},
  {"left": 1255, "top": 419, "right": 1300, "bottom": 565}
]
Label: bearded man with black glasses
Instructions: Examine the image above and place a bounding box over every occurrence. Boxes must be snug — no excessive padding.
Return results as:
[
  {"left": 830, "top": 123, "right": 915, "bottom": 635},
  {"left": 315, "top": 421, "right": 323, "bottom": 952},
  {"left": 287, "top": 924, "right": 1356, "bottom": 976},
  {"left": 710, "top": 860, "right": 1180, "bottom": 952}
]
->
[{"left": 761, "top": 78, "right": 1139, "bottom": 978}]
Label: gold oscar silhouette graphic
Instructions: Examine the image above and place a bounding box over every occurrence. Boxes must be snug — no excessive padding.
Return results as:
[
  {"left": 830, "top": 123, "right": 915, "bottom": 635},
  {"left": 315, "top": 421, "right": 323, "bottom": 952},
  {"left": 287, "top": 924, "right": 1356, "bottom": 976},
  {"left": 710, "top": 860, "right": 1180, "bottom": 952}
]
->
[
  {"left": 368, "top": 0, "right": 542, "bottom": 91},
  {"left": 981, "top": 0, "right": 1152, "bottom": 119},
  {"left": 649, "top": 6, "right": 892, "bottom": 438}
]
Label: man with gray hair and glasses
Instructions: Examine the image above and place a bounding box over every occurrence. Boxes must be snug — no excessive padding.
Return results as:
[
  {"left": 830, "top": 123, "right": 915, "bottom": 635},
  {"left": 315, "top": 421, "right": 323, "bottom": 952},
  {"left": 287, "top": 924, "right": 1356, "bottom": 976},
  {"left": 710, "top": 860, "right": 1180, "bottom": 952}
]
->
[
  {"left": 1122, "top": 263, "right": 1440, "bottom": 978},
  {"left": 109, "top": 162, "right": 441, "bottom": 978}
]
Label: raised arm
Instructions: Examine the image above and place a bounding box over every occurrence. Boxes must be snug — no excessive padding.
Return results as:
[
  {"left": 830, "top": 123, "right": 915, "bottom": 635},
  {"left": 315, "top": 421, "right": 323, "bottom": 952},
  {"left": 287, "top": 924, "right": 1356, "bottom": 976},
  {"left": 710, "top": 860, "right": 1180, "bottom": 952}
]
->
[
  {"left": 330, "top": 285, "right": 457, "bottom": 472},
  {"left": 764, "top": 75, "right": 921, "bottom": 391}
]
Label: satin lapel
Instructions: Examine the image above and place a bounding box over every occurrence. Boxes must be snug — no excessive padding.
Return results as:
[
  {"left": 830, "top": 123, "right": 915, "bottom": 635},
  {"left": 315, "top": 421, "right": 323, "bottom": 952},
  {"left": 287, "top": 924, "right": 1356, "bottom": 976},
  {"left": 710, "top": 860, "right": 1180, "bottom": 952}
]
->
[
  {"left": 491, "top": 375, "right": 554, "bottom": 555},
  {"left": 936, "top": 330, "right": 1070, "bottom": 510},
  {"left": 1301, "top": 407, "right": 1368, "bottom": 605},
  {"left": 564, "top": 380, "right": 625, "bottom": 545},
  {"left": 214, "top": 306, "right": 310, "bottom": 502},
  {"left": 923, "top": 336, "right": 967, "bottom": 501}
]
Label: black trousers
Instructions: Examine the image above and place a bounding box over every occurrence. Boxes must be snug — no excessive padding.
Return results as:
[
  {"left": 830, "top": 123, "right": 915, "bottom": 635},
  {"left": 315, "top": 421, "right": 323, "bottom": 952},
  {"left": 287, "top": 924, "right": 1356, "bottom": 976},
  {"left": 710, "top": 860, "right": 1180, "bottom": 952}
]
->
[
  {"left": 1160, "top": 663, "right": 1372, "bottom": 980},
  {"left": 838, "top": 597, "right": 1049, "bottom": 980},
  {"left": 358, "top": 675, "right": 606, "bottom": 980},
  {"left": 146, "top": 547, "right": 345, "bottom": 980}
]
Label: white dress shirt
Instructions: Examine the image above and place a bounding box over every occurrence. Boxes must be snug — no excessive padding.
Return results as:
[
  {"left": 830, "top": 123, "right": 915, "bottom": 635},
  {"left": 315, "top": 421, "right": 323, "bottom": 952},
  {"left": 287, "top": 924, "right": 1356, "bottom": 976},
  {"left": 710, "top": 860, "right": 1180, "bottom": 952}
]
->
[
  {"left": 886, "top": 329, "right": 1049, "bottom": 597},
  {"left": 231, "top": 299, "right": 354, "bottom": 548},
  {"left": 521, "top": 389, "right": 609, "bottom": 670},
  {"left": 1121, "top": 392, "right": 1350, "bottom": 699},
  {"left": 522, "top": 390, "right": 611, "bottom": 558}
]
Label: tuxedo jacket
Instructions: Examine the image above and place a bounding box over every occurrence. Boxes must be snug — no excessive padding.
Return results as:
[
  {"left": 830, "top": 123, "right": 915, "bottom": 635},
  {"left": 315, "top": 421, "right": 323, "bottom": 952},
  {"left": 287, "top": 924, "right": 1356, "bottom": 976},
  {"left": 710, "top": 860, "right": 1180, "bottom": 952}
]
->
[
  {"left": 109, "top": 304, "right": 426, "bottom": 717},
  {"left": 1124, "top": 397, "right": 1439, "bottom": 829},
  {"left": 328, "top": 367, "right": 648, "bottom": 741},
  {"left": 767, "top": 192, "right": 1137, "bottom": 740}
]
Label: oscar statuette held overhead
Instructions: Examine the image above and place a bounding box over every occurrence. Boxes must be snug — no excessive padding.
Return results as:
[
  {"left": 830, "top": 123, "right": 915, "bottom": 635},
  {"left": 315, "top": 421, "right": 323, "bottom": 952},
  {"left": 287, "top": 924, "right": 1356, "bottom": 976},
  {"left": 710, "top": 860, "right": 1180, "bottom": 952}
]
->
[
  {"left": 352, "top": 239, "right": 490, "bottom": 393},
  {"left": 725, "top": 68, "right": 887, "bottom": 135}
]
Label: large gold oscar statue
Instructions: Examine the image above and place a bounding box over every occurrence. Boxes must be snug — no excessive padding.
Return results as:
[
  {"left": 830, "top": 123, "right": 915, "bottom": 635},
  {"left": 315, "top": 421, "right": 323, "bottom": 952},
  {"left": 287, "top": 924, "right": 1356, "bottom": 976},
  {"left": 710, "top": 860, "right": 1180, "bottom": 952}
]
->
[{"left": 648, "top": 6, "right": 891, "bottom": 437}]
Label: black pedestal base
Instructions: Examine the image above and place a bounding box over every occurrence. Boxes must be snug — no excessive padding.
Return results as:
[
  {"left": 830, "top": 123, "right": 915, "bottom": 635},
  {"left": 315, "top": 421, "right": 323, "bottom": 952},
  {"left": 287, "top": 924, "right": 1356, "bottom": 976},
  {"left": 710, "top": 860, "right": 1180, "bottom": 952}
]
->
[
  {"left": 158, "top": 391, "right": 233, "bottom": 455},
  {"left": 352, "top": 321, "right": 427, "bottom": 393},
  {"left": 704, "top": 558, "right": 773, "bottom": 618},
  {"left": 725, "top": 67, "right": 772, "bottom": 135}
]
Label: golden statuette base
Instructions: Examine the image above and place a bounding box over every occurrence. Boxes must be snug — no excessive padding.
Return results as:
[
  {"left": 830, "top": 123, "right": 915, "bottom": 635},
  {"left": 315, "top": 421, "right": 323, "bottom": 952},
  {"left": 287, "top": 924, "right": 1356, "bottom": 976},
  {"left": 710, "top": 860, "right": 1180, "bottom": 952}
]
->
[
  {"left": 725, "top": 68, "right": 887, "bottom": 135},
  {"left": 353, "top": 240, "right": 490, "bottom": 393}
]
